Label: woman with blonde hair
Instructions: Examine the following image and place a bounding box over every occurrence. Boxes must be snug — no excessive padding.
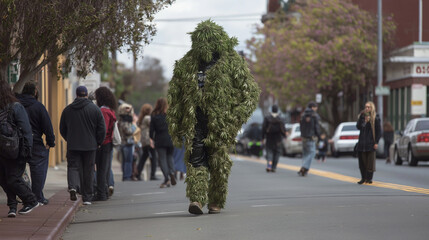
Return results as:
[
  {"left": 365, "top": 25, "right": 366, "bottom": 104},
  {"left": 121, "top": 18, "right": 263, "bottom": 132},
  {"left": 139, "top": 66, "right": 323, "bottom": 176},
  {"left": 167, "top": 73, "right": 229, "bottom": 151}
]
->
[
  {"left": 356, "top": 101, "right": 381, "bottom": 184},
  {"left": 150, "top": 98, "right": 176, "bottom": 188},
  {"left": 136, "top": 104, "right": 158, "bottom": 180}
]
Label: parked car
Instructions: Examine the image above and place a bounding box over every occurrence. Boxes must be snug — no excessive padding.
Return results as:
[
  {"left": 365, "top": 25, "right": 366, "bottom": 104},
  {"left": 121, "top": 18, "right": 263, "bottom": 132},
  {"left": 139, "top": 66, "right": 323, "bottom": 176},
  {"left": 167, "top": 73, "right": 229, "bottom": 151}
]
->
[
  {"left": 393, "top": 118, "right": 429, "bottom": 166},
  {"left": 331, "top": 122, "right": 359, "bottom": 157},
  {"left": 283, "top": 123, "right": 302, "bottom": 157},
  {"left": 235, "top": 122, "right": 263, "bottom": 156}
]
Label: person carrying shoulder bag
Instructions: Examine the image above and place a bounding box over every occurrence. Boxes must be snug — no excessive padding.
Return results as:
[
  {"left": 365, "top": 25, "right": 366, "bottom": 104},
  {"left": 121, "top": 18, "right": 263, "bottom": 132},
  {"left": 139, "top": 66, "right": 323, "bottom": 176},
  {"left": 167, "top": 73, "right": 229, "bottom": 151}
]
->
[{"left": 356, "top": 101, "right": 381, "bottom": 184}]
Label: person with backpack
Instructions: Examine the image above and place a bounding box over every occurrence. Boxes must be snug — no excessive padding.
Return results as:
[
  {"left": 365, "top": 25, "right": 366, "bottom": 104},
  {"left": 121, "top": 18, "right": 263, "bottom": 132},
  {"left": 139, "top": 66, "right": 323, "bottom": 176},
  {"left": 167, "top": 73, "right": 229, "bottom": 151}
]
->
[
  {"left": 298, "top": 102, "right": 321, "bottom": 176},
  {"left": 17, "top": 81, "right": 56, "bottom": 206},
  {"left": 0, "top": 80, "right": 39, "bottom": 217},
  {"left": 262, "top": 105, "right": 286, "bottom": 172}
]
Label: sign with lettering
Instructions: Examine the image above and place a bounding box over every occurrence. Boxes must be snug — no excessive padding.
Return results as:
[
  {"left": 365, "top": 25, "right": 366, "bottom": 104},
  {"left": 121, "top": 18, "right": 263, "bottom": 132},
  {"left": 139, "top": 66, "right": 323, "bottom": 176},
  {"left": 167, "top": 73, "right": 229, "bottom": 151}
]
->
[
  {"left": 414, "top": 64, "right": 429, "bottom": 75},
  {"left": 411, "top": 84, "right": 427, "bottom": 115}
]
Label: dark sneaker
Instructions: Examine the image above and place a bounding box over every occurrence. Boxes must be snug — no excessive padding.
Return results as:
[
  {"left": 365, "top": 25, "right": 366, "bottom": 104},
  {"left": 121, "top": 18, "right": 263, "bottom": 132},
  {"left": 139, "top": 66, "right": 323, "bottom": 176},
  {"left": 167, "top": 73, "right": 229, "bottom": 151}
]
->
[
  {"left": 170, "top": 174, "right": 177, "bottom": 186},
  {"left": 8, "top": 208, "right": 16, "bottom": 218},
  {"left": 18, "top": 202, "right": 40, "bottom": 215},
  {"left": 188, "top": 202, "right": 203, "bottom": 215},
  {"left": 39, "top": 199, "right": 49, "bottom": 205},
  {"left": 69, "top": 189, "right": 77, "bottom": 201}
]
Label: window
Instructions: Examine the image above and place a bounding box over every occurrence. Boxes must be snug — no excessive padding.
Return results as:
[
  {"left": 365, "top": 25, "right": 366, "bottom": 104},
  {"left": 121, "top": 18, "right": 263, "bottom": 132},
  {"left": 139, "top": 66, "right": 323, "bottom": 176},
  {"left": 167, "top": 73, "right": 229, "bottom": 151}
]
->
[
  {"left": 415, "top": 120, "right": 429, "bottom": 132},
  {"left": 342, "top": 125, "right": 358, "bottom": 132}
]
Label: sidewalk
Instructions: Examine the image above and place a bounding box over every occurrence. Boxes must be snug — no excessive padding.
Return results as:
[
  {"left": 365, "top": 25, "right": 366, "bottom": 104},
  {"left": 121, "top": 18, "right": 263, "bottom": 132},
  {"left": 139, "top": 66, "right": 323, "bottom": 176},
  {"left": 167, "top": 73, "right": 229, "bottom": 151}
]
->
[{"left": 0, "top": 155, "right": 125, "bottom": 240}]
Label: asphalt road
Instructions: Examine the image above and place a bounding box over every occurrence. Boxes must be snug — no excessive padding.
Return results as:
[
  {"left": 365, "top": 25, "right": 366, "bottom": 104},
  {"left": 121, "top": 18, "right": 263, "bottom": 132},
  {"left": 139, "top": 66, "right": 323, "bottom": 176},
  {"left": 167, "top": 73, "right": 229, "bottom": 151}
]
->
[{"left": 62, "top": 155, "right": 429, "bottom": 240}]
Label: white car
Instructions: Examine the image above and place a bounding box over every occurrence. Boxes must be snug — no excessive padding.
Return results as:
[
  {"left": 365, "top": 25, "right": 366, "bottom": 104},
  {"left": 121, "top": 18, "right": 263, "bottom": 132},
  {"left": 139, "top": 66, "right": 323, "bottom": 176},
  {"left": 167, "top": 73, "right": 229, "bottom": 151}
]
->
[
  {"left": 283, "top": 123, "right": 302, "bottom": 157},
  {"left": 331, "top": 122, "right": 360, "bottom": 157}
]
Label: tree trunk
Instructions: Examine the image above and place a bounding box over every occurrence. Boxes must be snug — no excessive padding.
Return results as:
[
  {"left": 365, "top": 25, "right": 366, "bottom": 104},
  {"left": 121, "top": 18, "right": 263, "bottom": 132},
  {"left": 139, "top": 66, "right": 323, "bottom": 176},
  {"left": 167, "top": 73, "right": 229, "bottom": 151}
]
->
[{"left": 0, "top": 63, "right": 8, "bottom": 85}]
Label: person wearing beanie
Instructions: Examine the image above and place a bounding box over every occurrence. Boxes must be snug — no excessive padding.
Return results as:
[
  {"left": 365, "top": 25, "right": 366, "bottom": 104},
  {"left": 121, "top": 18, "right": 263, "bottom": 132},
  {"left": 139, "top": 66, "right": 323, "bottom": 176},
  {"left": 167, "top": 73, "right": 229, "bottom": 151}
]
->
[
  {"left": 298, "top": 101, "right": 320, "bottom": 176},
  {"left": 262, "top": 105, "right": 286, "bottom": 172},
  {"left": 60, "top": 86, "right": 106, "bottom": 205}
]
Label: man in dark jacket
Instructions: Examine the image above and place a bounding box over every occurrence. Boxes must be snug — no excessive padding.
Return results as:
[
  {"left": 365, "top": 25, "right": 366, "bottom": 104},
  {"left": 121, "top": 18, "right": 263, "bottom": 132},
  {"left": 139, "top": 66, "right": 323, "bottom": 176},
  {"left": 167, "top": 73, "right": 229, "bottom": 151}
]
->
[
  {"left": 60, "top": 86, "right": 106, "bottom": 204},
  {"left": 298, "top": 102, "right": 320, "bottom": 176},
  {"left": 17, "top": 82, "right": 55, "bottom": 205},
  {"left": 262, "top": 105, "right": 286, "bottom": 172}
]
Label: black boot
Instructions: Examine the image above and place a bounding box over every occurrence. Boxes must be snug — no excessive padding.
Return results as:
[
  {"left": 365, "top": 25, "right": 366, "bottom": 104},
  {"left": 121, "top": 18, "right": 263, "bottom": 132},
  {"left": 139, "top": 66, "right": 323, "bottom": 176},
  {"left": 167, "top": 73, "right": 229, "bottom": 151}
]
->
[
  {"left": 365, "top": 172, "right": 373, "bottom": 184},
  {"left": 357, "top": 168, "right": 366, "bottom": 184}
]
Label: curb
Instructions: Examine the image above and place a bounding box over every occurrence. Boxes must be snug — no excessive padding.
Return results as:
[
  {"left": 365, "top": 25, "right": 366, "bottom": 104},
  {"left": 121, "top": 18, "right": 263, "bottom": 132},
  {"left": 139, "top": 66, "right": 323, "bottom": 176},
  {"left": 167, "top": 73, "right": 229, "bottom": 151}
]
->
[
  {"left": 0, "top": 189, "right": 81, "bottom": 240},
  {"left": 32, "top": 190, "right": 82, "bottom": 240}
]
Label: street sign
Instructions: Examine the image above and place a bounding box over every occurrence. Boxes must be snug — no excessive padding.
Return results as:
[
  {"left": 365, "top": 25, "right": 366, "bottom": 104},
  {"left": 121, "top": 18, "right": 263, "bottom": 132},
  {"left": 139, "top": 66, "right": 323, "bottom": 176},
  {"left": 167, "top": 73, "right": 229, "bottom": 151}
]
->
[
  {"left": 7, "top": 61, "right": 19, "bottom": 83},
  {"left": 375, "top": 86, "right": 390, "bottom": 96},
  {"left": 315, "top": 93, "right": 322, "bottom": 103}
]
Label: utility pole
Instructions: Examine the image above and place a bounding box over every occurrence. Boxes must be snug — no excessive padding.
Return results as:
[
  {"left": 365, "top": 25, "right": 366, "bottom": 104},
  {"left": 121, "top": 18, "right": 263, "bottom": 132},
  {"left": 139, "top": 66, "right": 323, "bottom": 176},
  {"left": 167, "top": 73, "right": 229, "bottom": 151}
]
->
[
  {"left": 377, "top": 0, "right": 383, "bottom": 125},
  {"left": 419, "top": 0, "right": 423, "bottom": 43}
]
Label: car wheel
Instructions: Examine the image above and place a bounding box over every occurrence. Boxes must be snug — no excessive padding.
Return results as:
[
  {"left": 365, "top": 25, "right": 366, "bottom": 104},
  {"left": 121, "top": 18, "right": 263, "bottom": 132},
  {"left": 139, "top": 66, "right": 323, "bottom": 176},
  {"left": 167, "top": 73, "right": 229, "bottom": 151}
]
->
[
  {"left": 235, "top": 143, "right": 245, "bottom": 155},
  {"left": 393, "top": 148, "right": 402, "bottom": 165},
  {"left": 407, "top": 147, "right": 418, "bottom": 166}
]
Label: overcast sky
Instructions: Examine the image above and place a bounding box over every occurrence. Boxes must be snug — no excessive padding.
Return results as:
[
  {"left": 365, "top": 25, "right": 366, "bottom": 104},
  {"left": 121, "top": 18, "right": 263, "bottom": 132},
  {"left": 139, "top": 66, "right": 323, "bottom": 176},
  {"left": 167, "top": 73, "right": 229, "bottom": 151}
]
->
[{"left": 118, "top": 0, "right": 267, "bottom": 79}]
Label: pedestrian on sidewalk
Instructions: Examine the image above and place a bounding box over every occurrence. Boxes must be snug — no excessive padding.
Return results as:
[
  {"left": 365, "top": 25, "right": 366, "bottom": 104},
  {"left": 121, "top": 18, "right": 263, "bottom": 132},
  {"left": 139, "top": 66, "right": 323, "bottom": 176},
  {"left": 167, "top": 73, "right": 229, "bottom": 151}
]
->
[
  {"left": 150, "top": 98, "right": 176, "bottom": 188},
  {"left": 17, "top": 82, "right": 56, "bottom": 205},
  {"left": 0, "top": 80, "right": 39, "bottom": 217},
  {"left": 60, "top": 86, "right": 106, "bottom": 205},
  {"left": 262, "top": 105, "right": 286, "bottom": 172},
  {"left": 136, "top": 104, "right": 158, "bottom": 181},
  {"left": 132, "top": 114, "right": 141, "bottom": 180},
  {"left": 93, "top": 87, "right": 117, "bottom": 201},
  {"left": 317, "top": 133, "right": 328, "bottom": 162},
  {"left": 118, "top": 103, "right": 136, "bottom": 181},
  {"left": 356, "top": 101, "right": 381, "bottom": 184},
  {"left": 298, "top": 102, "right": 320, "bottom": 176},
  {"left": 173, "top": 143, "right": 186, "bottom": 181},
  {"left": 383, "top": 121, "right": 394, "bottom": 164}
]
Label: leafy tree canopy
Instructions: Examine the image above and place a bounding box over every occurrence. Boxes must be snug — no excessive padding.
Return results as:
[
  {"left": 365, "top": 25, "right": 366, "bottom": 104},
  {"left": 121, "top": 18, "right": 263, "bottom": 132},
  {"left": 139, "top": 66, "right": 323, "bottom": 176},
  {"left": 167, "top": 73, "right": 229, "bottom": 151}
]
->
[
  {"left": 0, "top": 0, "right": 174, "bottom": 92},
  {"left": 248, "top": 0, "right": 395, "bottom": 127}
]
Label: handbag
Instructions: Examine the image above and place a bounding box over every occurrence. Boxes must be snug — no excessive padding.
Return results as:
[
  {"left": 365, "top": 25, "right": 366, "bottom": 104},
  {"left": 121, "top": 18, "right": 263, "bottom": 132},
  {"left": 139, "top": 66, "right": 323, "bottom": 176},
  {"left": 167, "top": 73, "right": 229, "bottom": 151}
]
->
[
  {"left": 112, "top": 121, "right": 121, "bottom": 146},
  {"left": 353, "top": 142, "right": 358, "bottom": 158}
]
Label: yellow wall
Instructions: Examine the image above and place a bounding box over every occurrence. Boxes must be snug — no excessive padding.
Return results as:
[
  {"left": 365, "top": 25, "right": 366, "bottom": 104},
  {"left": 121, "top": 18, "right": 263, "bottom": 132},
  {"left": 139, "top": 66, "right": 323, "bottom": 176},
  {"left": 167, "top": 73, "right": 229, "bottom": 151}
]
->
[{"left": 36, "top": 56, "right": 70, "bottom": 167}]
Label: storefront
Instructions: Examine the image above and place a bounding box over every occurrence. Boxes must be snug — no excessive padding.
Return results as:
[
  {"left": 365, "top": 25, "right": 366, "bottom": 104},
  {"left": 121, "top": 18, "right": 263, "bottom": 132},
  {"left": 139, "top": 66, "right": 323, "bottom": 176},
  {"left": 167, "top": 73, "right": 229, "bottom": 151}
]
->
[{"left": 385, "top": 43, "right": 429, "bottom": 131}]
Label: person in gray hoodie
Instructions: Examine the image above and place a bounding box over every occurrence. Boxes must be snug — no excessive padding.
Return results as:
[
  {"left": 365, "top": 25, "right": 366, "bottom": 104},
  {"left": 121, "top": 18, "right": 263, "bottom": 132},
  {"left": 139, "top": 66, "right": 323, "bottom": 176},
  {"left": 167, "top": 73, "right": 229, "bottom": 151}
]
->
[{"left": 60, "top": 86, "right": 106, "bottom": 204}]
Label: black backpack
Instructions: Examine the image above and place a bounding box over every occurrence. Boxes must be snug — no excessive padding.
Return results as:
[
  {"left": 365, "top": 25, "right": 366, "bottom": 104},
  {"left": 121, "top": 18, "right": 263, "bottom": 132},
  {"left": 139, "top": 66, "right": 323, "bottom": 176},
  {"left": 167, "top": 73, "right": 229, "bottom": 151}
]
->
[
  {"left": 266, "top": 117, "right": 283, "bottom": 134},
  {"left": 0, "top": 103, "right": 21, "bottom": 159}
]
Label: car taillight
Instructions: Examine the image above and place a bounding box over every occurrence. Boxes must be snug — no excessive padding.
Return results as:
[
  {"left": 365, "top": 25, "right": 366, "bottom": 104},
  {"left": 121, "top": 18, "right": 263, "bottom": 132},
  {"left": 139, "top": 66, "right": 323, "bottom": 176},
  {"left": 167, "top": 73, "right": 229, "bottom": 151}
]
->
[
  {"left": 292, "top": 137, "right": 301, "bottom": 142},
  {"left": 417, "top": 133, "right": 429, "bottom": 142},
  {"left": 340, "top": 135, "right": 359, "bottom": 140}
]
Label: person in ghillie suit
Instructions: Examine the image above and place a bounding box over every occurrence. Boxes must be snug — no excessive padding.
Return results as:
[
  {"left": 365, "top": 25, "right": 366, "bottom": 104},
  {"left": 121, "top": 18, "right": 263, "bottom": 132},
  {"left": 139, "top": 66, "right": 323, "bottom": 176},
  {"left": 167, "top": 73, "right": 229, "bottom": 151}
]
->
[{"left": 167, "top": 20, "right": 260, "bottom": 215}]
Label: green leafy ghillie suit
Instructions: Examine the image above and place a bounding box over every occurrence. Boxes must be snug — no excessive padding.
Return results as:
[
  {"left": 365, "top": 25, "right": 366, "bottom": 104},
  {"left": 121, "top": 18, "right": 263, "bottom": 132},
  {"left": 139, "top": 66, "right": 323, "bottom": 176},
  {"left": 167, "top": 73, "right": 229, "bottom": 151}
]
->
[{"left": 167, "top": 20, "right": 260, "bottom": 210}]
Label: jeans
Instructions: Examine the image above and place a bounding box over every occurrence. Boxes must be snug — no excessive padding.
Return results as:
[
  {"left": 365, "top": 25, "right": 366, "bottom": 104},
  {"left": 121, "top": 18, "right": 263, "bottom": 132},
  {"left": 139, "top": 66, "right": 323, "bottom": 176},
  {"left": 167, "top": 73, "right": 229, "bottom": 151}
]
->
[
  {"left": 108, "top": 149, "right": 114, "bottom": 187},
  {"left": 121, "top": 144, "right": 134, "bottom": 180},
  {"left": 67, "top": 150, "right": 96, "bottom": 202},
  {"left": 95, "top": 143, "right": 113, "bottom": 199},
  {"left": 0, "top": 158, "right": 37, "bottom": 208},
  {"left": 266, "top": 142, "right": 282, "bottom": 170},
  {"left": 302, "top": 139, "right": 316, "bottom": 170},
  {"left": 157, "top": 147, "right": 175, "bottom": 183},
  {"left": 28, "top": 143, "right": 49, "bottom": 202}
]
